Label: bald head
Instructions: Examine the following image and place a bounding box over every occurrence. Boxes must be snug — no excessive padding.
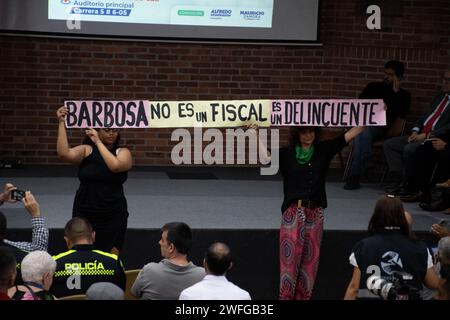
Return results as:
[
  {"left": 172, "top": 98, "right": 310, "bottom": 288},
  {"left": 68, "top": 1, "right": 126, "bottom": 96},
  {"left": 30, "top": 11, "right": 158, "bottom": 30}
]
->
[{"left": 205, "top": 242, "right": 232, "bottom": 276}]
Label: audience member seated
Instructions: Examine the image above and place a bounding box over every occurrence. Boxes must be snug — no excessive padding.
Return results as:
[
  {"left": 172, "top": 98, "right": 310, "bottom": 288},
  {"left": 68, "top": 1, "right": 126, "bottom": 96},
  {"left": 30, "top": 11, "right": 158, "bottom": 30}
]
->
[
  {"left": 436, "top": 264, "right": 450, "bottom": 300},
  {"left": 434, "top": 237, "right": 450, "bottom": 300},
  {"left": 131, "top": 222, "right": 205, "bottom": 300},
  {"left": 344, "top": 195, "right": 439, "bottom": 299},
  {"left": 344, "top": 60, "right": 410, "bottom": 190},
  {"left": 0, "top": 190, "right": 49, "bottom": 284},
  {"left": 50, "top": 217, "right": 126, "bottom": 298},
  {"left": 0, "top": 247, "right": 16, "bottom": 300},
  {"left": 86, "top": 282, "right": 124, "bottom": 300},
  {"left": 384, "top": 70, "right": 450, "bottom": 194},
  {"left": 8, "top": 251, "right": 56, "bottom": 300},
  {"left": 0, "top": 188, "right": 49, "bottom": 252},
  {"left": 179, "top": 242, "right": 251, "bottom": 300}
]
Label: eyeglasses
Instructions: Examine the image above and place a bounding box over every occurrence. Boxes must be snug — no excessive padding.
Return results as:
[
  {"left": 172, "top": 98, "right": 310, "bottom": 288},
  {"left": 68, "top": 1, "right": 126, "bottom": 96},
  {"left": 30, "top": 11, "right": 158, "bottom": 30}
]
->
[{"left": 102, "top": 128, "right": 119, "bottom": 133}]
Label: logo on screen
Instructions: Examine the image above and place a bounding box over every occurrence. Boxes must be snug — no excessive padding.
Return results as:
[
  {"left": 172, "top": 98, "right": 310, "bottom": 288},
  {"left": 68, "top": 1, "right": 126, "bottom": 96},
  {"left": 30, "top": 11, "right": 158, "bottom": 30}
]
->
[
  {"left": 240, "top": 10, "right": 264, "bottom": 21},
  {"left": 61, "top": 0, "right": 71, "bottom": 4},
  {"left": 211, "top": 9, "right": 232, "bottom": 19}
]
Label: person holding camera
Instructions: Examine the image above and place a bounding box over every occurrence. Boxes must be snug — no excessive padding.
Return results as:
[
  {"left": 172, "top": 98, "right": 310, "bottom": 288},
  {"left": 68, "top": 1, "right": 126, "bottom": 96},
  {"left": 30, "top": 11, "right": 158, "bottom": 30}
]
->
[
  {"left": 1, "top": 188, "right": 49, "bottom": 285},
  {"left": 344, "top": 60, "right": 411, "bottom": 190},
  {"left": 1, "top": 186, "right": 48, "bottom": 253},
  {"left": 56, "top": 106, "right": 132, "bottom": 255},
  {"left": 344, "top": 195, "right": 440, "bottom": 300}
]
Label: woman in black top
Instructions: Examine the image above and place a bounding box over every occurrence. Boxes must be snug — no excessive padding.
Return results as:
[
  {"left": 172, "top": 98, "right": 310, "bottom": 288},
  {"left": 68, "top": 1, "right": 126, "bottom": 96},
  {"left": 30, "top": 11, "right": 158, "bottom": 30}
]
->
[
  {"left": 253, "top": 124, "right": 363, "bottom": 300},
  {"left": 56, "top": 106, "right": 132, "bottom": 254}
]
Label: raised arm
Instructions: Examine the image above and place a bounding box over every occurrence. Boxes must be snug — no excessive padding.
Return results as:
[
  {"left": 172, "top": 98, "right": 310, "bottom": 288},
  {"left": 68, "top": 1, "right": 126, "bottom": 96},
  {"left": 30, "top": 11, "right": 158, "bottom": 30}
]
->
[
  {"left": 3, "top": 191, "right": 49, "bottom": 252},
  {"left": 85, "top": 128, "right": 133, "bottom": 172},
  {"left": 344, "top": 126, "right": 365, "bottom": 144},
  {"left": 56, "top": 106, "right": 87, "bottom": 165}
]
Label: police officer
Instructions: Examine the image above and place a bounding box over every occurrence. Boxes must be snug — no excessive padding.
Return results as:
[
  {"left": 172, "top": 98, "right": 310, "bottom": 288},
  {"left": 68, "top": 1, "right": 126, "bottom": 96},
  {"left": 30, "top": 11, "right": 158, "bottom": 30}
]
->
[{"left": 50, "top": 217, "right": 126, "bottom": 298}]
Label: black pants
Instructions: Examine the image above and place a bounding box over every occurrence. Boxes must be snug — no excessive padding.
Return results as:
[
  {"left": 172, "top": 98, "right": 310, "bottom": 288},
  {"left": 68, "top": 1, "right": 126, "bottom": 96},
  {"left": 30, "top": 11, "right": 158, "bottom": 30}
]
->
[{"left": 407, "top": 143, "right": 450, "bottom": 201}]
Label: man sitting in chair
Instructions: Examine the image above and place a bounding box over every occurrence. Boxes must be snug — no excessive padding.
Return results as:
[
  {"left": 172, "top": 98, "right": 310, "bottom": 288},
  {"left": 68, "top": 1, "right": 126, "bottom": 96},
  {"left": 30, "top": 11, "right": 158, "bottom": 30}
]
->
[
  {"left": 50, "top": 217, "right": 126, "bottom": 298},
  {"left": 384, "top": 70, "right": 450, "bottom": 196},
  {"left": 344, "top": 60, "right": 411, "bottom": 190},
  {"left": 131, "top": 222, "right": 205, "bottom": 300}
]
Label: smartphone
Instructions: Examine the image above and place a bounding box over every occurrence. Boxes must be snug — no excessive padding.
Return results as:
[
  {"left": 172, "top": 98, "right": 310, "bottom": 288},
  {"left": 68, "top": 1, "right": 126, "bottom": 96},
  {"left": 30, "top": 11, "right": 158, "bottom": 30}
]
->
[
  {"left": 10, "top": 189, "right": 25, "bottom": 201},
  {"left": 422, "top": 138, "right": 435, "bottom": 146}
]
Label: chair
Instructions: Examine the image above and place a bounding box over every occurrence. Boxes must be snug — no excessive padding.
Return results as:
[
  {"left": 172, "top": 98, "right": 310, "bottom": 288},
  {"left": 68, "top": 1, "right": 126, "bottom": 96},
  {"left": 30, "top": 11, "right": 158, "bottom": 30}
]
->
[
  {"left": 124, "top": 269, "right": 141, "bottom": 300},
  {"left": 342, "top": 118, "right": 407, "bottom": 183},
  {"left": 58, "top": 294, "right": 86, "bottom": 300}
]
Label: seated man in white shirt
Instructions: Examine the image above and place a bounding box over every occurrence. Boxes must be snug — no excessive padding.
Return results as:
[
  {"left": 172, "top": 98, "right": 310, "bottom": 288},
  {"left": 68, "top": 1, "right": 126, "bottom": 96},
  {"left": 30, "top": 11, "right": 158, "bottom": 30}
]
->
[{"left": 179, "top": 242, "right": 251, "bottom": 300}]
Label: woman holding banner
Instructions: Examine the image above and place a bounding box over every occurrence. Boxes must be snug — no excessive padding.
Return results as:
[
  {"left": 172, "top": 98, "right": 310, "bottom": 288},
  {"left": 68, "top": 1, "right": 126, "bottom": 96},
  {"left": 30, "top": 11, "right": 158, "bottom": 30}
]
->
[
  {"left": 56, "top": 106, "right": 132, "bottom": 255},
  {"left": 250, "top": 124, "right": 364, "bottom": 300}
]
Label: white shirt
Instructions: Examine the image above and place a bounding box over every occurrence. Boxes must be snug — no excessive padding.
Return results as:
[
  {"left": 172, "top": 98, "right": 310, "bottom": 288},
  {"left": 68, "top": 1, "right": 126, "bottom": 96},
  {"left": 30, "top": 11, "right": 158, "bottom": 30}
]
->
[{"left": 179, "top": 275, "right": 251, "bottom": 300}]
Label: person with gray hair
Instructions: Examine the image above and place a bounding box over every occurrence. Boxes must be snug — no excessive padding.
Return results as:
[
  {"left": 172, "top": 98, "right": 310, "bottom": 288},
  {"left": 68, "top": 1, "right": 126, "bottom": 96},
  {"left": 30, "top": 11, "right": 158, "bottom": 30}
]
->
[
  {"left": 8, "top": 251, "right": 56, "bottom": 300},
  {"left": 434, "top": 237, "right": 450, "bottom": 300},
  {"left": 438, "top": 236, "right": 450, "bottom": 266},
  {"left": 179, "top": 242, "right": 251, "bottom": 300}
]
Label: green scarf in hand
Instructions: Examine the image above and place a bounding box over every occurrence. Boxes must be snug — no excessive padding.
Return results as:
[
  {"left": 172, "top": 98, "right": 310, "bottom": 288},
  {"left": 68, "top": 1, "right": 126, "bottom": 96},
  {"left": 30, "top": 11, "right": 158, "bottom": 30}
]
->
[{"left": 295, "top": 144, "right": 315, "bottom": 165}]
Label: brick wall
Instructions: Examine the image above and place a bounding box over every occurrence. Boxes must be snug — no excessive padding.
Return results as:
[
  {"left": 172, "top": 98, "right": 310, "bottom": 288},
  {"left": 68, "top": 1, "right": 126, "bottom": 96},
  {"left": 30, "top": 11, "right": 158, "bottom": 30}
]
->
[{"left": 0, "top": 0, "right": 449, "bottom": 166}]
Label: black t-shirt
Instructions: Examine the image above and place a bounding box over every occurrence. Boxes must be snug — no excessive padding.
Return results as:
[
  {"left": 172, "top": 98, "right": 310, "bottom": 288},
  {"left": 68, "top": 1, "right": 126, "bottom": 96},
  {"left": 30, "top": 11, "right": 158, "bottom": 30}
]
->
[
  {"left": 50, "top": 244, "right": 126, "bottom": 298},
  {"left": 359, "top": 81, "right": 411, "bottom": 130},
  {"left": 73, "top": 145, "right": 128, "bottom": 221},
  {"left": 279, "top": 134, "right": 347, "bottom": 212},
  {"left": 349, "top": 231, "right": 432, "bottom": 299}
]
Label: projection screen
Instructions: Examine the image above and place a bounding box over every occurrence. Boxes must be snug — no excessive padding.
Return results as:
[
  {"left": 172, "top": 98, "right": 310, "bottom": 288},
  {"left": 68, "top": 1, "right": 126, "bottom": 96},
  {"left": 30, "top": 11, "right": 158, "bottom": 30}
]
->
[{"left": 0, "top": 0, "right": 320, "bottom": 44}]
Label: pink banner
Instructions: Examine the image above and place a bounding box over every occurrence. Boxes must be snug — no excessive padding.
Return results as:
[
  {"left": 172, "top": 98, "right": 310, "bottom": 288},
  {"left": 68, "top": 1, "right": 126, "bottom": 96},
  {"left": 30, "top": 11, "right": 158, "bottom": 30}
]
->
[
  {"left": 64, "top": 101, "right": 150, "bottom": 128},
  {"left": 271, "top": 99, "right": 385, "bottom": 127}
]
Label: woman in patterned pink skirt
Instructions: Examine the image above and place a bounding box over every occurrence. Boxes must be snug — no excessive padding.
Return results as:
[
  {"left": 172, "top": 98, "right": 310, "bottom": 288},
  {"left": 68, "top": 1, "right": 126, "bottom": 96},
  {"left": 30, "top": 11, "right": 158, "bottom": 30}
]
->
[{"left": 251, "top": 124, "right": 363, "bottom": 300}]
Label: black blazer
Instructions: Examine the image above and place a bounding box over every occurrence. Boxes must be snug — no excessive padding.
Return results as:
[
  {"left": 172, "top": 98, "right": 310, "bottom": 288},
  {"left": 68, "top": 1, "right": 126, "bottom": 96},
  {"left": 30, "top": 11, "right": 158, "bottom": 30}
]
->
[{"left": 414, "top": 91, "right": 450, "bottom": 137}]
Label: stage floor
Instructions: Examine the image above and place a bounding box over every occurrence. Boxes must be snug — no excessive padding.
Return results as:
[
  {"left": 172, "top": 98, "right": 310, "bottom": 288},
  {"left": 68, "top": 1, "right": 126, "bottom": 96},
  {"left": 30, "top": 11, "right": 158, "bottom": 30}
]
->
[{"left": 1, "top": 165, "right": 447, "bottom": 232}]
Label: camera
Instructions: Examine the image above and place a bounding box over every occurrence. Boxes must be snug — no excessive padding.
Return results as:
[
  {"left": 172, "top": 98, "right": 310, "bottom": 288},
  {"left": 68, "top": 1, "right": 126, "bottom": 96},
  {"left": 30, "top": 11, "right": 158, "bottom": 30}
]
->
[
  {"left": 10, "top": 189, "right": 25, "bottom": 201},
  {"left": 366, "top": 271, "right": 421, "bottom": 300}
]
